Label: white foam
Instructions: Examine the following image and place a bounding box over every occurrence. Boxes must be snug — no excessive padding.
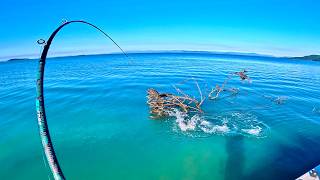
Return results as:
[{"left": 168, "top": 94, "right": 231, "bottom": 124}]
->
[
  {"left": 167, "top": 109, "right": 268, "bottom": 138},
  {"left": 200, "top": 120, "right": 211, "bottom": 126},
  {"left": 242, "top": 126, "right": 262, "bottom": 136},
  {"left": 168, "top": 109, "right": 230, "bottom": 134},
  {"left": 199, "top": 121, "right": 229, "bottom": 134},
  {"left": 168, "top": 109, "right": 200, "bottom": 132},
  {"left": 214, "top": 124, "right": 230, "bottom": 133},
  {"left": 177, "top": 118, "right": 197, "bottom": 131}
]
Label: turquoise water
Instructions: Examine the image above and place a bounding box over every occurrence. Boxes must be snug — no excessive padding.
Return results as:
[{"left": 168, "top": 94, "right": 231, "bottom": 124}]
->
[{"left": 0, "top": 52, "right": 320, "bottom": 179}]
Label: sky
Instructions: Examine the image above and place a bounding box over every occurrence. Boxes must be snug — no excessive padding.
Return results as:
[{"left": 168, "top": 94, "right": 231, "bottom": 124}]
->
[{"left": 0, "top": 0, "right": 319, "bottom": 60}]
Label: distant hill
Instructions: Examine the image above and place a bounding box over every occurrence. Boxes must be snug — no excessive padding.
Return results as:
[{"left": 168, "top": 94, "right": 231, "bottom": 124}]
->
[
  {"left": 293, "top": 55, "right": 320, "bottom": 61},
  {"left": 8, "top": 58, "right": 32, "bottom": 61},
  {"left": 2, "top": 51, "right": 274, "bottom": 62},
  {"left": 3, "top": 52, "right": 320, "bottom": 62}
]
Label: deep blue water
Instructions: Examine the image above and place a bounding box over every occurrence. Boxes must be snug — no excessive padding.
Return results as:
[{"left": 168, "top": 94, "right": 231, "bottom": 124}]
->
[{"left": 0, "top": 52, "right": 319, "bottom": 179}]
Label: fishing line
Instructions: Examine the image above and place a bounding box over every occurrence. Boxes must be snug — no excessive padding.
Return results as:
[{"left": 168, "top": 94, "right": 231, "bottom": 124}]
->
[{"left": 36, "top": 20, "right": 129, "bottom": 180}]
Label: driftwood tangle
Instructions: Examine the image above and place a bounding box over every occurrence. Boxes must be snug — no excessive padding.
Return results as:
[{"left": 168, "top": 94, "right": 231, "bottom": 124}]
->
[
  {"left": 147, "top": 70, "right": 252, "bottom": 118},
  {"left": 147, "top": 88, "right": 203, "bottom": 119}
]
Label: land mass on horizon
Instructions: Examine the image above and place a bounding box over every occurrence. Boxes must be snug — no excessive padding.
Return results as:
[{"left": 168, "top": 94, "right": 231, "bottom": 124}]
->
[
  {"left": 4, "top": 51, "right": 320, "bottom": 62},
  {"left": 292, "top": 55, "right": 320, "bottom": 61}
]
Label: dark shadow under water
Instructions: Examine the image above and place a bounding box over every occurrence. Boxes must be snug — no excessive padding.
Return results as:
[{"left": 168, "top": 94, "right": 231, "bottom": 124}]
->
[
  {"left": 242, "top": 135, "right": 320, "bottom": 180},
  {"left": 225, "top": 135, "right": 245, "bottom": 180}
]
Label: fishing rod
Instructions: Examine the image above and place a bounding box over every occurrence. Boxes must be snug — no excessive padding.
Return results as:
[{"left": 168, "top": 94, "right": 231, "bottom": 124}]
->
[{"left": 36, "top": 20, "right": 128, "bottom": 180}]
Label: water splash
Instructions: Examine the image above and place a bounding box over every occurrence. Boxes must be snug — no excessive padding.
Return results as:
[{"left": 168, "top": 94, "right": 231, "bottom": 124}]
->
[
  {"left": 242, "top": 126, "right": 262, "bottom": 136},
  {"left": 167, "top": 109, "right": 198, "bottom": 132},
  {"left": 167, "top": 109, "right": 269, "bottom": 138}
]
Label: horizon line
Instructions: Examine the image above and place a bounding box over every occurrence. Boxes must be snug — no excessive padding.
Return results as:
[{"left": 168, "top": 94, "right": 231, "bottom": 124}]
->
[{"left": 1, "top": 49, "right": 308, "bottom": 62}]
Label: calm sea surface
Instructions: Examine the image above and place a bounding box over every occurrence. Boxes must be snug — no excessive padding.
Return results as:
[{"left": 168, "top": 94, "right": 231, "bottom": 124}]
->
[{"left": 0, "top": 53, "right": 319, "bottom": 179}]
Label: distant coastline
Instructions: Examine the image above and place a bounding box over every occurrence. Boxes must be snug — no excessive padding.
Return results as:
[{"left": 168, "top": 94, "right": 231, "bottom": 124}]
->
[
  {"left": 3, "top": 51, "right": 276, "bottom": 62},
  {"left": 7, "top": 58, "right": 32, "bottom": 62},
  {"left": 291, "top": 55, "right": 320, "bottom": 61},
  {"left": 3, "top": 51, "right": 320, "bottom": 62}
]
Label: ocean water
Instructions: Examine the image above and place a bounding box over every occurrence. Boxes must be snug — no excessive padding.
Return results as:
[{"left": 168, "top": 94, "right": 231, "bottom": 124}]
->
[{"left": 0, "top": 52, "right": 319, "bottom": 180}]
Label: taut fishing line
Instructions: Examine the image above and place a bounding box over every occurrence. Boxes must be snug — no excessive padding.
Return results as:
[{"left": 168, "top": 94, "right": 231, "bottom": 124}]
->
[{"left": 36, "top": 20, "right": 129, "bottom": 180}]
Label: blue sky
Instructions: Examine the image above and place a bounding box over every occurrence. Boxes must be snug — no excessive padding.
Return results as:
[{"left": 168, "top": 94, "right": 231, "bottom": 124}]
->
[{"left": 0, "top": 0, "right": 319, "bottom": 60}]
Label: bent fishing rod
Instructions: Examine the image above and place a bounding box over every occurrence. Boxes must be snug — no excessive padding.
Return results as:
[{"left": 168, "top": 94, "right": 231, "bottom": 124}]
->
[{"left": 36, "top": 20, "right": 128, "bottom": 180}]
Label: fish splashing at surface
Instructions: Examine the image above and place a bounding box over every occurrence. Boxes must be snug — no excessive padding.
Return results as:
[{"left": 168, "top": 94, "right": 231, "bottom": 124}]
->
[
  {"left": 167, "top": 109, "right": 199, "bottom": 132},
  {"left": 166, "top": 109, "right": 269, "bottom": 138}
]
